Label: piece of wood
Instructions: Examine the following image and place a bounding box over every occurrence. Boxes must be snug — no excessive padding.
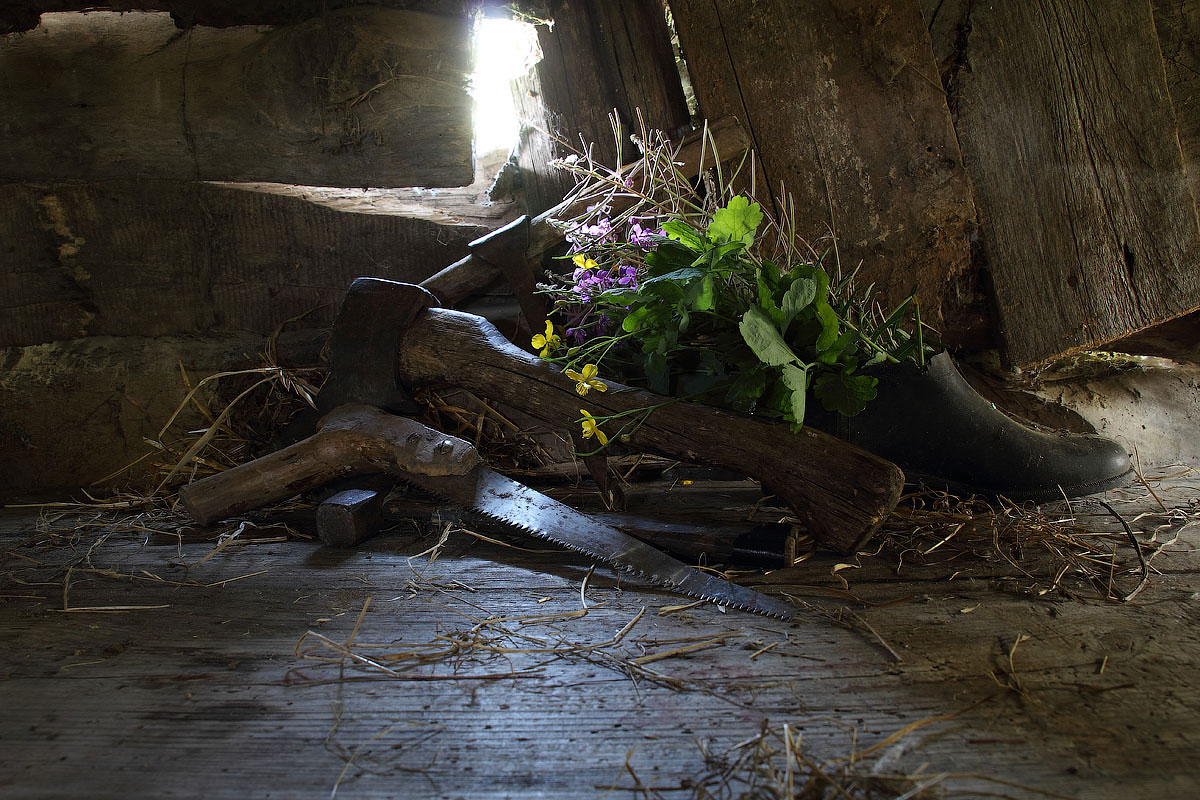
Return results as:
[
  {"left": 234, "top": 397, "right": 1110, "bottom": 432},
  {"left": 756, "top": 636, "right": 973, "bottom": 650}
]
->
[
  {"left": 948, "top": 1, "right": 1200, "bottom": 366},
  {"left": 668, "top": 0, "right": 975, "bottom": 329},
  {"left": 395, "top": 305, "right": 905, "bottom": 554},
  {"left": 179, "top": 405, "right": 479, "bottom": 525},
  {"left": 512, "top": 0, "right": 693, "bottom": 216},
  {"left": 0, "top": 8, "right": 473, "bottom": 187},
  {"left": 0, "top": 180, "right": 487, "bottom": 347}
]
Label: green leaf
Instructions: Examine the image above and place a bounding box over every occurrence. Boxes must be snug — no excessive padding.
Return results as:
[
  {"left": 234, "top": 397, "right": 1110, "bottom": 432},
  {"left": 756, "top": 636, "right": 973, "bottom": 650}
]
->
[
  {"left": 694, "top": 274, "right": 715, "bottom": 312},
  {"left": 724, "top": 368, "right": 767, "bottom": 412},
  {"left": 645, "top": 241, "right": 698, "bottom": 275},
  {"left": 643, "top": 267, "right": 703, "bottom": 285},
  {"left": 662, "top": 219, "right": 705, "bottom": 251},
  {"left": 814, "top": 300, "right": 840, "bottom": 351},
  {"left": 707, "top": 195, "right": 763, "bottom": 246},
  {"left": 816, "top": 330, "right": 857, "bottom": 365},
  {"left": 739, "top": 306, "right": 799, "bottom": 367},
  {"left": 781, "top": 277, "right": 818, "bottom": 324},
  {"left": 863, "top": 350, "right": 890, "bottom": 367},
  {"left": 813, "top": 371, "right": 878, "bottom": 416},
  {"left": 643, "top": 279, "right": 685, "bottom": 303},
  {"left": 643, "top": 351, "right": 670, "bottom": 395},
  {"left": 781, "top": 363, "right": 810, "bottom": 426},
  {"left": 693, "top": 240, "right": 746, "bottom": 272},
  {"left": 622, "top": 306, "right": 652, "bottom": 333}
]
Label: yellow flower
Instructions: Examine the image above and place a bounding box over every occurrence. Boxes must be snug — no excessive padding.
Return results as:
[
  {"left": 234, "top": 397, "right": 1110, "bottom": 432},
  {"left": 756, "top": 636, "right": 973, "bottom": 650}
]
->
[
  {"left": 572, "top": 253, "right": 599, "bottom": 270},
  {"left": 530, "top": 319, "right": 561, "bottom": 357},
  {"left": 579, "top": 409, "right": 609, "bottom": 446},
  {"left": 565, "top": 363, "right": 608, "bottom": 396}
]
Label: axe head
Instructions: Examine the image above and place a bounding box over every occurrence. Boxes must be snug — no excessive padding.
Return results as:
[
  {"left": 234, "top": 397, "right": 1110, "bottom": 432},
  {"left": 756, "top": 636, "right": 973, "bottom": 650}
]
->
[{"left": 316, "top": 278, "right": 439, "bottom": 415}]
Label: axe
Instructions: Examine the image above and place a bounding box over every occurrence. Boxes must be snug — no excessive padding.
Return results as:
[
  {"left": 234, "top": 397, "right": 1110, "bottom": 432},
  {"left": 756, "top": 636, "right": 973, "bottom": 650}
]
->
[{"left": 313, "top": 279, "right": 904, "bottom": 554}]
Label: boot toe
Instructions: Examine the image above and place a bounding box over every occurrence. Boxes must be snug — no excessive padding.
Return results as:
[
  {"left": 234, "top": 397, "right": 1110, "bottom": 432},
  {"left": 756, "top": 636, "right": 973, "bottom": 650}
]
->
[{"left": 825, "top": 352, "right": 1134, "bottom": 501}]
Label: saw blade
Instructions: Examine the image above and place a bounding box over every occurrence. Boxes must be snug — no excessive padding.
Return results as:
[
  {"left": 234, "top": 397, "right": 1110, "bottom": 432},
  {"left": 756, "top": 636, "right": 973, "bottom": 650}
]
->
[{"left": 404, "top": 466, "right": 795, "bottom": 620}]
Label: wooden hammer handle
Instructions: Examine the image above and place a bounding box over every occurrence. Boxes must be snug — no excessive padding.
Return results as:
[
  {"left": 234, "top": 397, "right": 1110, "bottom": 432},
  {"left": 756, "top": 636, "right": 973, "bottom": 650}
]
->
[
  {"left": 179, "top": 405, "right": 478, "bottom": 525},
  {"left": 396, "top": 309, "right": 904, "bottom": 554}
]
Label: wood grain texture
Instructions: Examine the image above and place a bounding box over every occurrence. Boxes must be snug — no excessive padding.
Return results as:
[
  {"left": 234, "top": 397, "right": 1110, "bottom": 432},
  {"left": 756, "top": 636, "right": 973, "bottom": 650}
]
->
[
  {"left": 396, "top": 307, "right": 905, "bottom": 553},
  {"left": 179, "top": 406, "right": 480, "bottom": 524},
  {"left": 0, "top": 8, "right": 473, "bottom": 187},
  {"left": 0, "top": 180, "right": 487, "bottom": 347},
  {"left": 513, "top": 0, "right": 692, "bottom": 216},
  {"left": 0, "top": 2, "right": 478, "bottom": 33},
  {"left": 2, "top": 474, "right": 1198, "bottom": 798},
  {"left": 1154, "top": 0, "right": 1200, "bottom": 188},
  {"left": 950, "top": 0, "right": 1200, "bottom": 366},
  {"left": 668, "top": 0, "right": 975, "bottom": 327}
]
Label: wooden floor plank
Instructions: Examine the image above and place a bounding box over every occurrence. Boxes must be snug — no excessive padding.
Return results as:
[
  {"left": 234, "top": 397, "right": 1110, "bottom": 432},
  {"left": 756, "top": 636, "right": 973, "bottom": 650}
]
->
[{"left": 2, "top": 473, "right": 1199, "bottom": 798}]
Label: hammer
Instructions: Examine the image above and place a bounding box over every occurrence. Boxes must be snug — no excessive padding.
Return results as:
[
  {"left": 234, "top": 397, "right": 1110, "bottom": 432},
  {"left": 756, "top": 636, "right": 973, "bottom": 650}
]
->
[{"left": 314, "top": 279, "right": 904, "bottom": 554}]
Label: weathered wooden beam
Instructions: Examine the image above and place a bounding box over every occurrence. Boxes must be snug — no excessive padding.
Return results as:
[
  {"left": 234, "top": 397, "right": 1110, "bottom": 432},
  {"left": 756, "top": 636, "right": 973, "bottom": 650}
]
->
[
  {"left": 944, "top": 1, "right": 1200, "bottom": 366},
  {"left": 668, "top": 0, "right": 976, "bottom": 331},
  {"left": 512, "top": 0, "right": 692, "bottom": 216},
  {"left": 0, "top": 181, "right": 489, "bottom": 347},
  {"left": 0, "top": 8, "right": 473, "bottom": 187}
]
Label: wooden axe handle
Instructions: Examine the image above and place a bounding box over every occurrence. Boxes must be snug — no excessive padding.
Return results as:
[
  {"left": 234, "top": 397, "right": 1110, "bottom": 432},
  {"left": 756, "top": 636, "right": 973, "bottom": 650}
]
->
[
  {"left": 396, "top": 308, "right": 904, "bottom": 554},
  {"left": 179, "top": 405, "right": 478, "bottom": 525}
]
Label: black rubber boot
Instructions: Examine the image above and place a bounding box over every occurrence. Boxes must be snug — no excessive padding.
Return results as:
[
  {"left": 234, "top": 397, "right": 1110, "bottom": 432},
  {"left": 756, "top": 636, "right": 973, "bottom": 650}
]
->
[{"left": 809, "top": 352, "right": 1133, "bottom": 501}]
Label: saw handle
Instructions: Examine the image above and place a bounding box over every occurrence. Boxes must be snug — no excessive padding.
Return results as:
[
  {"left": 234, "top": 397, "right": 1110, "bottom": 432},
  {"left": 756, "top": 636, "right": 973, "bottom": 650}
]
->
[
  {"left": 179, "top": 405, "right": 478, "bottom": 525},
  {"left": 396, "top": 308, "right": 905, "bottom": 554}
]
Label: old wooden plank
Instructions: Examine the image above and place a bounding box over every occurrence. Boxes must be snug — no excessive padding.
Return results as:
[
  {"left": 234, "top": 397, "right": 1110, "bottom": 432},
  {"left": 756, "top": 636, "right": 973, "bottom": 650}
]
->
[
  {"left": 1, "top": 474, "right": 1198, "bottom": 797},
  {"left": 0, "top": 9, "right": 473, "bottom": 187},
  {"left": 950, "top": 1, "right": 1200, "bottom": 366},
  {"left": 668, "top": 0, "right": 976, "bottom": 330},
  {"left": 513, "top": 0, "right": 692, "bottom": 216},
  {"left": 0, "top": 180, "right": 489, "bottom": 347}
]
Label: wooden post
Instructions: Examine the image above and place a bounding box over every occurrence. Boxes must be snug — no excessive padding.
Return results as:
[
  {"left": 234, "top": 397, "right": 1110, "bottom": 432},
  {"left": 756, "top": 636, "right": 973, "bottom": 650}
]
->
[{"left": 512, "top": 0, "right": 693, "bottom": 216}]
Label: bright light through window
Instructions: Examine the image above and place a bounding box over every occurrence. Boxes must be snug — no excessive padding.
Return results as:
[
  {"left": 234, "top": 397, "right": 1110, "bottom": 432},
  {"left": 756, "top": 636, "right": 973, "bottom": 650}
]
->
[{"left": 470, "top": 17, "right": 540, "bottom": 157}]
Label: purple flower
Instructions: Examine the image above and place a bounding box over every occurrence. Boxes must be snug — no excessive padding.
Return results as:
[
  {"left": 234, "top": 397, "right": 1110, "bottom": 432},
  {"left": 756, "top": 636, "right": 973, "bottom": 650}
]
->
[{"left": 628, "top": 221, "right": 666, "bottom": 249}]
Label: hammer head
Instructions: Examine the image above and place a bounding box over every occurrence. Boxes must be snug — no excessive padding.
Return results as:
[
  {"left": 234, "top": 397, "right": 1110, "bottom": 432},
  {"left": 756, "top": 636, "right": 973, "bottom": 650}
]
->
[{"left": 316, "top": 279, "right": 438, "bottom": 415}]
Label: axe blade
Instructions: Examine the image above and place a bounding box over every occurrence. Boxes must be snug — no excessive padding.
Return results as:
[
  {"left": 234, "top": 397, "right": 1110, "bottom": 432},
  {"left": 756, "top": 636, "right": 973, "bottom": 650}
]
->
[{"left": 317, "top": 278, "right": 439, "bottom": 415}]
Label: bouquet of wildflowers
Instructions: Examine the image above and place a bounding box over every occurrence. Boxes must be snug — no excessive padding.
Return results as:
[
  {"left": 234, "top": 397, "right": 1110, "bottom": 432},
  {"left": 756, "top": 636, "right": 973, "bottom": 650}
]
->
[{"left": 533, "top": 127, "right": 928, "bottom": 448}]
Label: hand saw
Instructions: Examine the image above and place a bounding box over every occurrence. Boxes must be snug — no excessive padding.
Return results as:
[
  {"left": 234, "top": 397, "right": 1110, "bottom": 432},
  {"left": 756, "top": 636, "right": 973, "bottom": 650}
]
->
[
  {"left": 179, "top": 404, "right": 795, "bottom": 619},
  {"left": 400, "top": 466, "right": 795, "bottom": 620}
]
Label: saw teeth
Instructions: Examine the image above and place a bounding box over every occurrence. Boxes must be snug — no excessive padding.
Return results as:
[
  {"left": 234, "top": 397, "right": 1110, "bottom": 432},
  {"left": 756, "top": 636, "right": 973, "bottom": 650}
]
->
[
  {"left": 467, "top": 507, "right": 793, "bottom": 619},
  {"left": 405, "top": 473, "right": 794, "bottom": 620},
  {"left": 467, "top": 508, "right": 793, "bottom": 618}
]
